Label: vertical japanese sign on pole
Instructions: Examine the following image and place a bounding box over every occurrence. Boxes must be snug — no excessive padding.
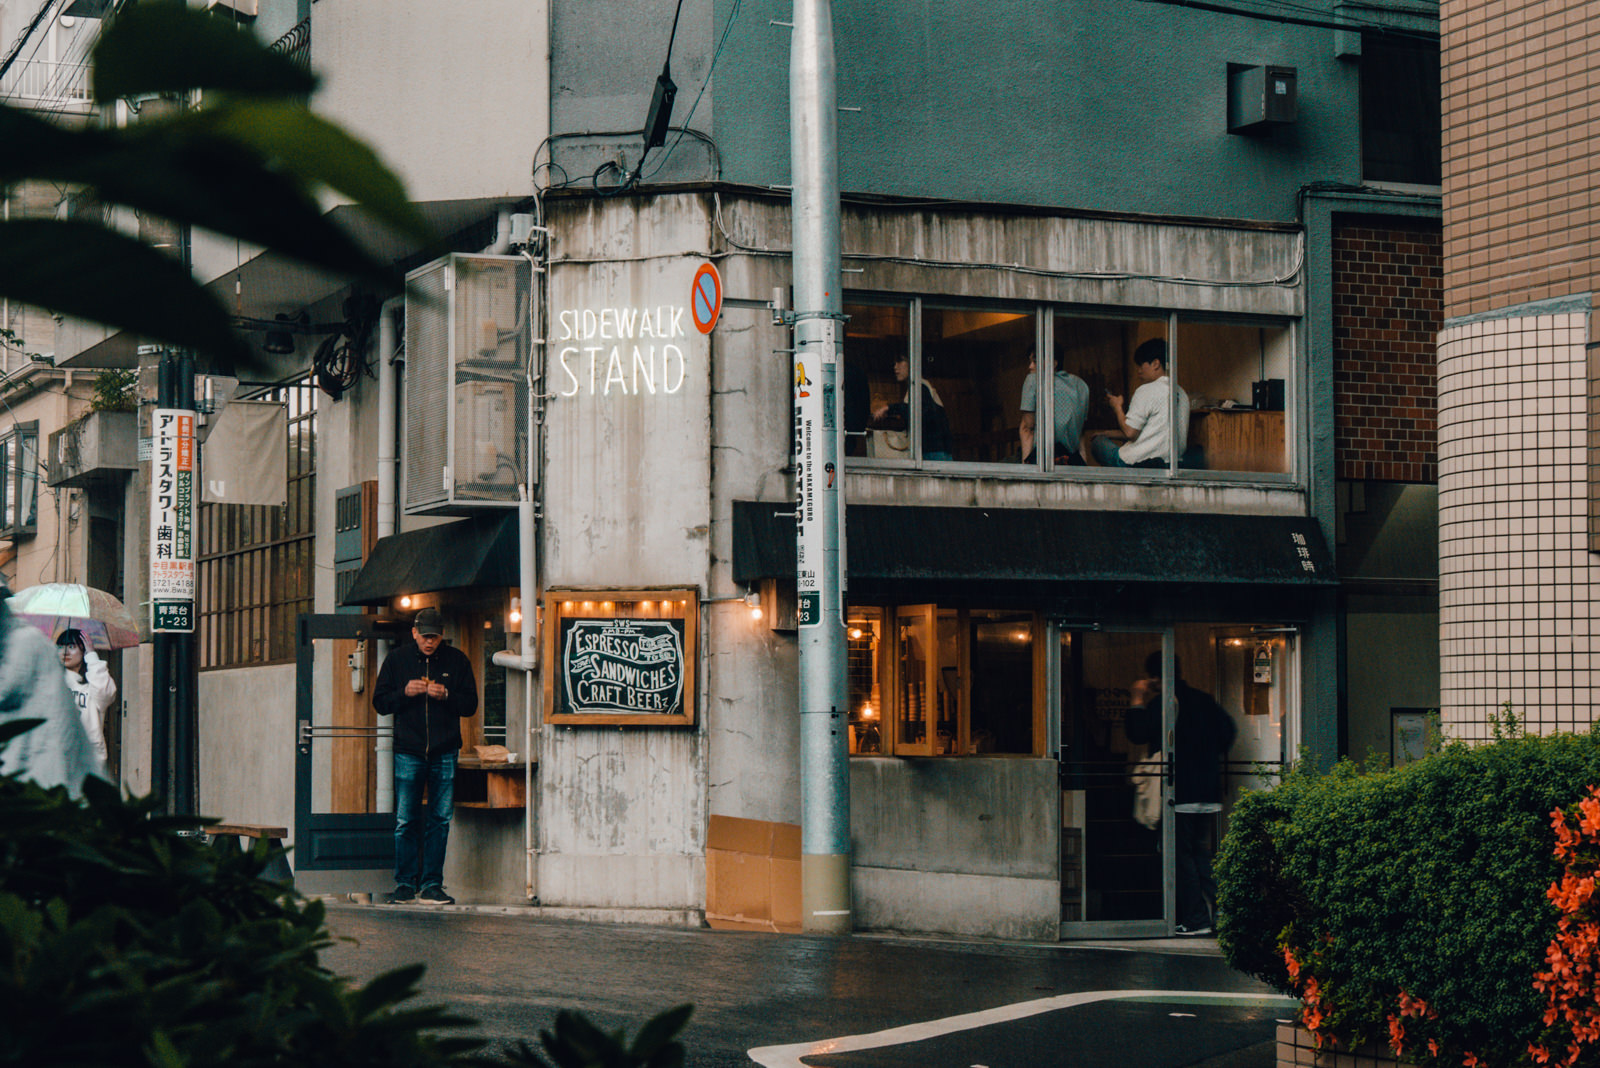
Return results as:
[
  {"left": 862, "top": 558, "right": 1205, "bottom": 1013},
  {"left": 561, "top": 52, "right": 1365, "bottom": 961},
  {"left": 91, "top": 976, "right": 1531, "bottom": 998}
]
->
[{"left": 150, "top": 408, "right": 196, "bottom": 633}]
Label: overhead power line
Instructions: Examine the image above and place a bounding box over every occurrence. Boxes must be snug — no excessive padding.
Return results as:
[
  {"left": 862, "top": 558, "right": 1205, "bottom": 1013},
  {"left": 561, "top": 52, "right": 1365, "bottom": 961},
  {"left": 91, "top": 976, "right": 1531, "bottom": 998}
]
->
[{"left": 0, "top": 0, "right": 62, "bottom": 83}]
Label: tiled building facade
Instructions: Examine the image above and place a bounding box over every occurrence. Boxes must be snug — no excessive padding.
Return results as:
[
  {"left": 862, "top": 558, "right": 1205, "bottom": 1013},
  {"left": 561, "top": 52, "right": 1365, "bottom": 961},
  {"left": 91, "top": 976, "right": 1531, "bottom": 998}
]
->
[{"left": 1438, "top": 0, "right": 1600, "bottom": 739}]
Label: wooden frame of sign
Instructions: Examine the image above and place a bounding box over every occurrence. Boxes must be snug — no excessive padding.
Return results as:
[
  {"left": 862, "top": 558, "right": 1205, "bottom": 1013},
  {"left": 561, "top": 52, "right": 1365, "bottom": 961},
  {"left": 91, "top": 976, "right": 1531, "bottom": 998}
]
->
[{"left": 543, "top": 589, "right": 698, "bottom": 726}]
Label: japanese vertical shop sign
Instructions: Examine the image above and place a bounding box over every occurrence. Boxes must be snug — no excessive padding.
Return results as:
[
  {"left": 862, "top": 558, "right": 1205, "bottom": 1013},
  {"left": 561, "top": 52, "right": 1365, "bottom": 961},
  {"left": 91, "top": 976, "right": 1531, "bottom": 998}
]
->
[
  {"left": 793, "top": 359, "right": 820, "bottom": 627},
  {"left": 150, "top": 409, "right": 196, "bottom": 632}
]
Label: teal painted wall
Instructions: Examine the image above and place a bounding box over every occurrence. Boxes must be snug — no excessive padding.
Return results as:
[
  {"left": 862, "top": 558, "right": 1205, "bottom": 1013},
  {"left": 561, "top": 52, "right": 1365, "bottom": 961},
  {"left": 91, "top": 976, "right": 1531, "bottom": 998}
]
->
[
  {"left": 547, "top": 1, "right": 1424, "bottom": 221},
  {"left": 709, "top": 0, "right": 1364, "bottom": 221}
]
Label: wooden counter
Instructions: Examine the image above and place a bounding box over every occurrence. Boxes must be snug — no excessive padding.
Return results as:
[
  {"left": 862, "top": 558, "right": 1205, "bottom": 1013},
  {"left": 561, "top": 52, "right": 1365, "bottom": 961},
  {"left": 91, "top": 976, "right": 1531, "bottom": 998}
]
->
[
  {"left": 1190, "top": 409, "right": 1286, "bottom": 473},
  {"left": 455, "top": 759, "right": 533, "bottom": 809}
]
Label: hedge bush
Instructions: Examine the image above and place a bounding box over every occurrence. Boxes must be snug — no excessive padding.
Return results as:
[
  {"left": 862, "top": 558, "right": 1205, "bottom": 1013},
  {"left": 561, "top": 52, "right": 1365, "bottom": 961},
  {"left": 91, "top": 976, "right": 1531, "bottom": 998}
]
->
[
  {"left": 0, "top": 719, "right": 688, "bottom": 1067},
  {"left": 1216, "top": 722, "right": 1600, "bottom": 1067}
]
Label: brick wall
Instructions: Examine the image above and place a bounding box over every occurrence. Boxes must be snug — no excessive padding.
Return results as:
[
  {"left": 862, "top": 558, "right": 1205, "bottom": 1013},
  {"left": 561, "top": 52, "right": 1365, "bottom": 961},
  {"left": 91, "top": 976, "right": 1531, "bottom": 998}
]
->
[
  {"left": 1442, "top": 0, "right": 1600, "bottom": 317},
  {"left": 1333, "top": 216, "right": 1442, "bottom": 483}
]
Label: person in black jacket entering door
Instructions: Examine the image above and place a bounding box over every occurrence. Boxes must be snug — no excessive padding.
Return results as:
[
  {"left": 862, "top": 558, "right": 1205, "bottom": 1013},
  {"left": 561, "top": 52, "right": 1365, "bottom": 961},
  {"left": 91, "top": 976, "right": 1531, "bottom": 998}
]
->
[
  {"left": 1123, "top": 652, "right": 1237, "bottom": 936},
  {"left": 374, "top": 607, "right": 479, "bottom": 905}
]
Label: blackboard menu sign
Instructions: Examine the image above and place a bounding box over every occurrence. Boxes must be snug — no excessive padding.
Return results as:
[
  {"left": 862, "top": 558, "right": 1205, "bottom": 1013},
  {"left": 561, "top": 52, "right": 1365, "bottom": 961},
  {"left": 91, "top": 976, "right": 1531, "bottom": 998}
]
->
[{"left": 544, "top": 590, "right": 698, "bottom": 726}]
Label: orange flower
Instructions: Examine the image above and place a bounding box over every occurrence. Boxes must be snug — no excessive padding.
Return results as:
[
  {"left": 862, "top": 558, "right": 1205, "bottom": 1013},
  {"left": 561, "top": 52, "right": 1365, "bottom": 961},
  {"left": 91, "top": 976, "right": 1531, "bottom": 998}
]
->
[
  {"left": 1462, "top": 1052, "right": 1479, "bottom": 1067},
  {"left": 1388, "top": 1014, "right": 1405, "bottom": 1053},
  {"left": 1530, "top": 1043, "right": 1550, "bottom": 1064},
  {"left": 1428, "top": 1039, "right": 1440, "bottom": 1057}
]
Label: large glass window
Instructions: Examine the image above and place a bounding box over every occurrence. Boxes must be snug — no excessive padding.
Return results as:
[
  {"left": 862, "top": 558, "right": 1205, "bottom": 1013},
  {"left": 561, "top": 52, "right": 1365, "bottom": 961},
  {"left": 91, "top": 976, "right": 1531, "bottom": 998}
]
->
[
  {"left": 844, "top": 296, "right": 1296, "bottom": 479},
  {"left": 921, "top": 306, "right": 1034, "bottom": 464},
  {"left": 844, "top": 300, "right": 1035, "bottom": 466},
  {"left": 1177, "top": 319, "right": 1292, "bottom": 475},
  {"left": 847, "top": 602, "right": 1039, "bottom": 757}
]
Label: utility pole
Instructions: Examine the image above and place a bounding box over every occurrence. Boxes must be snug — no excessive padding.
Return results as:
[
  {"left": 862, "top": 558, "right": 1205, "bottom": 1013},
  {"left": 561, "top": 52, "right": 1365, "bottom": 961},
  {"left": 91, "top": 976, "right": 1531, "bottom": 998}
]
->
[
  {"left": 151, "top": 349, "right": 197, "bottom": 816},
  {"left": 789, "top": 0, "right": 850, "bottom": 934},
  {"left": 143, "top": 87, "right": 199, "bottom": 816}
]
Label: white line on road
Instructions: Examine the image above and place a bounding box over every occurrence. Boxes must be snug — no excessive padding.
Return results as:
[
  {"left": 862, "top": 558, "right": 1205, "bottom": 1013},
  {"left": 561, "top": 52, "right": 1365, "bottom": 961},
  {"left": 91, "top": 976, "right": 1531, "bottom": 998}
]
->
[{"left": 746, "top": 989, "right": 1295, "bottom": 1067}]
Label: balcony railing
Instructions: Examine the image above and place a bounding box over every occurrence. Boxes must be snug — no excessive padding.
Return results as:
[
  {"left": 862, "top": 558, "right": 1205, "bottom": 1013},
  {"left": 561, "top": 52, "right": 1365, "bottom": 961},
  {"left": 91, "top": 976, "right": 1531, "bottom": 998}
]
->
[
  {"left": 0, "top": 59, "right": 92, "bottom": 113},
  {"left": 271, "top": 17, "right": 310, "bottom": 72}
]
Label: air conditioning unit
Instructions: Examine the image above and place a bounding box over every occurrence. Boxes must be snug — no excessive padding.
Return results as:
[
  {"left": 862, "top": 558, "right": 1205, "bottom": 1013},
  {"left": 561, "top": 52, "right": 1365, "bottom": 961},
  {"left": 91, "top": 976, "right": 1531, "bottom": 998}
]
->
[{"left": 403, "top": 253, "right": 533, "bottom": 515}]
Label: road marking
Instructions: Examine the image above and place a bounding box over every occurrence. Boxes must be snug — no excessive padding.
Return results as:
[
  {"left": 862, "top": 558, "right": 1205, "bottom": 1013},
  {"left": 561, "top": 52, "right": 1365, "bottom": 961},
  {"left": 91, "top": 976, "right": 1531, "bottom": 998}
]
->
[{"left": 746, "top": 990, "right": 1296, "bottom": 1067}]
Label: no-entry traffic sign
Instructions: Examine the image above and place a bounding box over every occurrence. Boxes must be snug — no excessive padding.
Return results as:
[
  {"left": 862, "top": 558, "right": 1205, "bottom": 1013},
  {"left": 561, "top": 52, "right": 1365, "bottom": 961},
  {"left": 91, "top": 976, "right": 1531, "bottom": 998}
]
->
[{"left": 691, "top": 262, "right": 722, "bottom": 334}]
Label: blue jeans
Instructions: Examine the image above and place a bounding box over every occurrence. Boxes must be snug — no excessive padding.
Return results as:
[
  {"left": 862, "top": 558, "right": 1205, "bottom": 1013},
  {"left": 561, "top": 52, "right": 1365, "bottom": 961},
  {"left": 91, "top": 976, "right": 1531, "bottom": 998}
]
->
[
  {"left": 394, "top": 750, "right": 456, "bottom": 891},
  {"left": 1091, "top": 436, "right": 1165, "bottom": 469}
]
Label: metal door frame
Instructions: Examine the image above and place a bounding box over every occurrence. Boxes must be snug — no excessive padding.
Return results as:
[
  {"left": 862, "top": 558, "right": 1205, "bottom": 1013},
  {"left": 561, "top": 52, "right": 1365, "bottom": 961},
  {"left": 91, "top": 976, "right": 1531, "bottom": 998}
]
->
[
  {"left": 293, "top": 613, "right": 408, "bottom": 891},
  {"left": 1054, "top": 623, "right": 1176, "bottom": 940}
]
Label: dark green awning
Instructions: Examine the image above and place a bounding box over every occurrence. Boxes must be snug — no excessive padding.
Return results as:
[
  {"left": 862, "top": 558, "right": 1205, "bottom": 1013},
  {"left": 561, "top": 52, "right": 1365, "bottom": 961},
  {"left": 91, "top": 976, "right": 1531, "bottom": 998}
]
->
[
  {"left": 732, "top": 501, "right": 1337, "bottom": 589},
  {"left": 340, "top": 515, "right": 518, "bottom": 606}
]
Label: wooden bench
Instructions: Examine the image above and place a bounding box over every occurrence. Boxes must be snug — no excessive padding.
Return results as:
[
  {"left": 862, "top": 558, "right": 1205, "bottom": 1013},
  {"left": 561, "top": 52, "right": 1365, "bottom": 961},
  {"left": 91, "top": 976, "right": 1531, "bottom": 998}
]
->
[{"left": 204, "top": 823, "right": 293, "bottom": 884}]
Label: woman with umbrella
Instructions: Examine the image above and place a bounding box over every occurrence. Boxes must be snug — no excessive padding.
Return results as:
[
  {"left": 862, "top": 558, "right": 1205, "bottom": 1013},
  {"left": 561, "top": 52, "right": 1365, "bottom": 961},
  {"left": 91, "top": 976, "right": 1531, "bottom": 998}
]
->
[{"left": 56, "top": 628, "right": 116, "bottom": 766}]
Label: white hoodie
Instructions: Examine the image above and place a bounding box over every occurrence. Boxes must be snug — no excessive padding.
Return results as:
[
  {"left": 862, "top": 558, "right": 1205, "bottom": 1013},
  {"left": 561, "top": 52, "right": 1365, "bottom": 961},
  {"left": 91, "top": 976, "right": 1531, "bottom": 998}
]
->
[{"left": 65, "top": 647, "right": 117, "bottom": 765}]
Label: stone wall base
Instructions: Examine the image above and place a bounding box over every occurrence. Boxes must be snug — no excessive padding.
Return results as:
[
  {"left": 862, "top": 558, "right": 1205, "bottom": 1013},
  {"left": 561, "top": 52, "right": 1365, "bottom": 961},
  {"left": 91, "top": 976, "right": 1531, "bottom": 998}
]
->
[{"left": 1278, "top": 1024, "right": 1410, "bottom": 1068}]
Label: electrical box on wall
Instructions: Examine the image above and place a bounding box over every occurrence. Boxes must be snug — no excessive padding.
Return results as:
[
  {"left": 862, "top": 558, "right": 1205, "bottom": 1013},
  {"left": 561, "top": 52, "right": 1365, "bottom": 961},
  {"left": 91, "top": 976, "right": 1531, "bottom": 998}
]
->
[
  {"left": 1228, "top": 64, "right": 1297, "bottom": 134},
  {"left": 403, "top": 253, "right": 534, "bottom": 515}
]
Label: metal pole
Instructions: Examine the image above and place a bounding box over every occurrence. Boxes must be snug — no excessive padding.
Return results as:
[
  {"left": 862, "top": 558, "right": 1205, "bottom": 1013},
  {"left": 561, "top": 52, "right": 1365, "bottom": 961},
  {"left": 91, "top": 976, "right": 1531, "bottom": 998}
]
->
[
  {"left": 152, "top": 355, "right": 175, "bottom": 809},
  {"left": 172, "top": 349, "right": 197, "bottom": 817},
  {"left": 790, "top": 0, "right": 851, "bottom": 934}
]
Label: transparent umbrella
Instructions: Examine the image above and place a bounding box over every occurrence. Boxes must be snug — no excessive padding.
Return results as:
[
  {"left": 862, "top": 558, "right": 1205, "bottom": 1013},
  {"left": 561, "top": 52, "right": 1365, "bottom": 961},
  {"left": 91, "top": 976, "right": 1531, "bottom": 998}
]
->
[{"left": 8, "top": 583, "right": 142, "bottom": 651}]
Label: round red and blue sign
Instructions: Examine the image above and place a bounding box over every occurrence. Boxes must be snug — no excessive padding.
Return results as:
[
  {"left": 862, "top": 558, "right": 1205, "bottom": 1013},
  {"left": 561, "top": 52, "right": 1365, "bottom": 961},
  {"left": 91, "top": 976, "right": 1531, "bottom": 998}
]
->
[{"left": 691, "top": 262, "right": 722, "bottom": 334}]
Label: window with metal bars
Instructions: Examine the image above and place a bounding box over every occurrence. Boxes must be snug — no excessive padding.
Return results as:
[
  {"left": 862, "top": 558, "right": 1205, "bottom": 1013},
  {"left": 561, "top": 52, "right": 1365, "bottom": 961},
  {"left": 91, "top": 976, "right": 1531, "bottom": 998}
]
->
[{"left": 197, "top": 376, "right": 316, "bottom": 668}]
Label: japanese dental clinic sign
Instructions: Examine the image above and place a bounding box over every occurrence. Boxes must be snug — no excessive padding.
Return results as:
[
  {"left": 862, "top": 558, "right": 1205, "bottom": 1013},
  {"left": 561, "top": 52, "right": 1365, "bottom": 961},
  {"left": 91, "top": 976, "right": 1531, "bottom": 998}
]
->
[{"left": 149, "top": 408, "right": 195, "bottom": 632}]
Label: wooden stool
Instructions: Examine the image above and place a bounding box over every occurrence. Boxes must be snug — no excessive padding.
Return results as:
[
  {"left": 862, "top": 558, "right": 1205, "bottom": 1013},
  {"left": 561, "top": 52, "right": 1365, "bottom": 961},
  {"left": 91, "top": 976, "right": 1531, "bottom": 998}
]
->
[{"left": 204, "top": 823, "right": 293, "bottom": 885}]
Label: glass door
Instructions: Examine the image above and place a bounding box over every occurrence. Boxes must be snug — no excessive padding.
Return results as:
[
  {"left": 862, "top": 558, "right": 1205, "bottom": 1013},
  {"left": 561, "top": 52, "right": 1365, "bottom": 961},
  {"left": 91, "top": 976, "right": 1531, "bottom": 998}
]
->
[
  {"left": 1059, "top": 629, "right": 1172, "bottom": 936},
  {"left": 293, "top": 614, "right": 409, "bottom": 895}
]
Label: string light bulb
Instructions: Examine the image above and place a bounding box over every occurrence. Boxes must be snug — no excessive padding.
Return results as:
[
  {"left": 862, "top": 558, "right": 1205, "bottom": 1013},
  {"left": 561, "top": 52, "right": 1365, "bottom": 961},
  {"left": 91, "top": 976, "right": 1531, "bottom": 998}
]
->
[{"left": 744, "top": 587, "right": 763, "bottom": 620}]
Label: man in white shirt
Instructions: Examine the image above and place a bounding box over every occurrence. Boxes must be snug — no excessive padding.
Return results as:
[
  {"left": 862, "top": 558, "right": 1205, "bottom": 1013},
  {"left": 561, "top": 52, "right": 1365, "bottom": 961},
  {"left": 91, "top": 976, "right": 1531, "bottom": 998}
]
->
[{"left": 1089, "top": 338, "right": 1190, "bottom": 468}]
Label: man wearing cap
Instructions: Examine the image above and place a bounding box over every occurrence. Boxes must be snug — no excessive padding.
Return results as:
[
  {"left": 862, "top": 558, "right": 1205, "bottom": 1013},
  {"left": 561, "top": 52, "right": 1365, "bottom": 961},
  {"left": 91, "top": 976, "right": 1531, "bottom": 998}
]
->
[{"left": 373, "top": 607, "right": 478, "bottom": 905}]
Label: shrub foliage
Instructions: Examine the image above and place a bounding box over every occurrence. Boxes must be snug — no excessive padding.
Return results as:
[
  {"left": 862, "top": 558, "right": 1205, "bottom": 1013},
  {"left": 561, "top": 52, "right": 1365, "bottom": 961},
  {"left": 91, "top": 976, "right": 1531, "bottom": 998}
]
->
[
  {"left": 0, "top": 720, "right": 688, "bottom": 1067},
  {"left": 1216, "top": 726, "right": 1600, "bottom": 1067}
]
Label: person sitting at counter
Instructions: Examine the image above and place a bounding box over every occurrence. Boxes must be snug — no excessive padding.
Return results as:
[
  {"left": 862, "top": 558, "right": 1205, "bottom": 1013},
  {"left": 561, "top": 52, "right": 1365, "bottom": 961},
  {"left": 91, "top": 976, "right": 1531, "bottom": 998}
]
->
[
  {"left": 1019, "top": 347, "right": 1090, "bottom": 465},
  {"left": 1087, "top": 338, "right": 1191, "bottom": 469}
]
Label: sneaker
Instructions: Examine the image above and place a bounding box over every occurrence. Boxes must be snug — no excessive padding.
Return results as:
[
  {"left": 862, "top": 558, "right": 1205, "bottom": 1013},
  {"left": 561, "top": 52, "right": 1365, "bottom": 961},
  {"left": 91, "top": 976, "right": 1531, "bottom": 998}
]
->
[
  {"left": 390, "top": 885, "right": 417, "bottom": 904},
  {"left": 1175, "top": 923, "right": 1213, "bottom": 937},
  {"left": 418, "top": 886, "right": 455, "bottom": 905}
]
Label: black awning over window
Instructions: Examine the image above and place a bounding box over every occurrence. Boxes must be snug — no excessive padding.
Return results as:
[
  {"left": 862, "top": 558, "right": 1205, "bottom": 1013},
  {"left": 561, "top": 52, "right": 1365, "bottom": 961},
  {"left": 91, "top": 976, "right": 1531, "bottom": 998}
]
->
[
  {"left": 340, "top": 515, "right": 519, "bottom": 606},
  {"left": 732, "top": 500, "right": 1337, "bottom": 590}
]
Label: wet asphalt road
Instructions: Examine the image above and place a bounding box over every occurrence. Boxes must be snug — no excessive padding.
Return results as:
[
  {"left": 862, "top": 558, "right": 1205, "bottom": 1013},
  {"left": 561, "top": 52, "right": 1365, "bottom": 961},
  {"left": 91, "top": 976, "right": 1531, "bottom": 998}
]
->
[{"left": 320, "top": 905, "right": 1291, "bottom": 1067}]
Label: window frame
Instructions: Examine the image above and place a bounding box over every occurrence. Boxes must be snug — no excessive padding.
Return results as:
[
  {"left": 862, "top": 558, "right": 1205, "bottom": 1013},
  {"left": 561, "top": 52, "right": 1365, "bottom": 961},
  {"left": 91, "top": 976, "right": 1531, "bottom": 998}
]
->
[
  {"left": 0, "top": 420, "right": 40, "bottom": 540},
  {"left": 852, "top": 601, "right": 1045, "bottom": 759},
  {"left": 197, "top": 376, "right": 316, "bottom": 669},
  {"left": 845, "top": 293, "right": 1301, "bottom": 484}
]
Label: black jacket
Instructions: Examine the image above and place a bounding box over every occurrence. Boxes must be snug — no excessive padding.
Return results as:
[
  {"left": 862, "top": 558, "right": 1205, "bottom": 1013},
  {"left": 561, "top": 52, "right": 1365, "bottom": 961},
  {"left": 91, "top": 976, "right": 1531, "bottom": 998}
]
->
[
  {"left": 373, "top": 640, "right": 479, "bottom": 757},
  {"left": 1124, "top": 681, "right": 1237, "bottom": 805}
]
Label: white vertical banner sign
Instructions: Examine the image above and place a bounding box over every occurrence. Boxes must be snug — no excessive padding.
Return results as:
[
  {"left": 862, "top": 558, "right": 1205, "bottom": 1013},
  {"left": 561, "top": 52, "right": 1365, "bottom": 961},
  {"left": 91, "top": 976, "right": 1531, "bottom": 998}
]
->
[
  {"left": 793, "top": 355, "right": 822, "bottom": 627},
  {"left": 150, "top": 408, "right": 197, "bottom": 632}
]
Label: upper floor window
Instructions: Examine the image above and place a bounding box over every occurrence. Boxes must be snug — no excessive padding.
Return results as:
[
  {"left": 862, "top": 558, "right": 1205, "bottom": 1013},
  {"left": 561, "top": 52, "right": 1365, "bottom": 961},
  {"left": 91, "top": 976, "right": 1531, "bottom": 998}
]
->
[
  {"left": 0, "top": 422, "right": 40, "bottom": 539},
  {"left": 1361, "top": 32, "right": 1441, "bottom": 186},
  {"left": 197, "top": 377, "right": 315, "bottom": 668},
  {"left": 844, "top": 297, "right": 1294, "bottom": 479}
]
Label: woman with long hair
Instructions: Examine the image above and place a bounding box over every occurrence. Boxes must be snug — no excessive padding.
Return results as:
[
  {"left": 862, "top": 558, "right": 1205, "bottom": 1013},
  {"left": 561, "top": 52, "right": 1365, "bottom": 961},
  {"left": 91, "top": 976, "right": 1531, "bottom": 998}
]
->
[{"left": 56, "top": 628, "right": 115, "bottom": 766}]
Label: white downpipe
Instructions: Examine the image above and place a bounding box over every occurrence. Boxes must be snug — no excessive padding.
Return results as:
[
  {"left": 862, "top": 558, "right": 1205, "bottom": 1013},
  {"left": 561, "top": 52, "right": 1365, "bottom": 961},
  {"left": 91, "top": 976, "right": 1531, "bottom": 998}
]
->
[
  {"left": 373, "top": 296, "right": 403, "bottom": 813},
  {"left": 485, "top": 209, "right": 513, "bottom": 255}
]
